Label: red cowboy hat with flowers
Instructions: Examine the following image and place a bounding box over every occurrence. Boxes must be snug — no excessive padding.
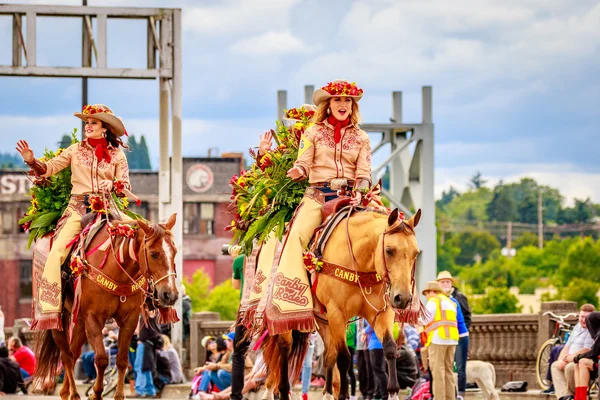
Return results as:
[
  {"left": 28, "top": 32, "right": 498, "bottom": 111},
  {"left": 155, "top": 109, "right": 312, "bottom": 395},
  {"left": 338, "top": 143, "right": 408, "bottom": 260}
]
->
[{"left": 313, "top": 80, "right": 364, "bottom": 106}]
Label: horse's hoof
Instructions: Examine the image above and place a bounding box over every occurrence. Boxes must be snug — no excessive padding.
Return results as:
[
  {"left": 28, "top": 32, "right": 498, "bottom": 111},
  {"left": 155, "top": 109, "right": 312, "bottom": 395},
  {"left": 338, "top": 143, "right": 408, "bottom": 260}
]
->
[
  {"left": 388, "top": 394, "right": 399, "bottom": 400},
  {"left": 323, "top": 394, "right": 335, "bottom": 400}
]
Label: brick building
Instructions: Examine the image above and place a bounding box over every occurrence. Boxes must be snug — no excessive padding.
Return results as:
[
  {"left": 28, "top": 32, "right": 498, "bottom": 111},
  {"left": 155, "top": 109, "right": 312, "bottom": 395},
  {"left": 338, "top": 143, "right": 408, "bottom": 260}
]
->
[{"left": 0, "top": 155, "right": 242, "bottom": 325}]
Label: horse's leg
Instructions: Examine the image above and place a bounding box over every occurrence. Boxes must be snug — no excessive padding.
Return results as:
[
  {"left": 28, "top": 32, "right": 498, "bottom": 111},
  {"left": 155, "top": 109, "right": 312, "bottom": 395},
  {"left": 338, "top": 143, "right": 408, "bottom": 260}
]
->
[
  {"left": 277, "top": 331, "right": 293, "bottom": 400},
  {"left": 319, "top": 310, "right": 348, "bottom": 400},
  {"left": 66, "top": 322, "right": 88, "bottom": 400},
  {"left": 51, "top": 327, "right": 79, "bottom": 400},
  {"left": 85, "top": 315, "right": 109, "bottom": 400},
  {"left": 372, "top": 309, "right": 399, "bottom": 400},
  {"left": 113, "top": 310, "right": 139, "bottom": 400}
]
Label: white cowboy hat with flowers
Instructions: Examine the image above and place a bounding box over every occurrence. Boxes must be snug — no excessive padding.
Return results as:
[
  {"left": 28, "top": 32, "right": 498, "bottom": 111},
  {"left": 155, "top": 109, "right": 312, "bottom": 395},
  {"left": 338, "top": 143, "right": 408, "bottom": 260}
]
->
[
  {"left": 312, "top": 80, "right": 364, "bottom": 106},
  {"left": 74, "top": 104, "right": 127, "bottom": 137}
]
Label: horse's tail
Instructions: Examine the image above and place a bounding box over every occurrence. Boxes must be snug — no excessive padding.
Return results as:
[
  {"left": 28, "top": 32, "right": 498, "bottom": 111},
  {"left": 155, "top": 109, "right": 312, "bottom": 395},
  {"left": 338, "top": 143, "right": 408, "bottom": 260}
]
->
[
  {"left": 33, "top": 329, "right": 61, "bottom": 388},
  {"left": 263, "top": 331, "right": 309, "bottom": 392}
]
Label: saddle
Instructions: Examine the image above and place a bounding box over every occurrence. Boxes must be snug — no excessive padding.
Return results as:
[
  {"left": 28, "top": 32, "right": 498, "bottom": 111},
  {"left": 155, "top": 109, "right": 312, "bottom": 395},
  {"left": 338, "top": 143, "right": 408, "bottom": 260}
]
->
[{"left": 320, "top": 196, "right": 351, "bottom": 221}]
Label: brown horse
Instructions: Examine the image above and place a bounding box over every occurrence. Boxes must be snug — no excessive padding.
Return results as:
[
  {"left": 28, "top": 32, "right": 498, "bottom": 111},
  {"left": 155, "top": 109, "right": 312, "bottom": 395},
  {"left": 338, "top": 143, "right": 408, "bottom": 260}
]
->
[
  {"left": 261, "top": 208, "right": 421, "bottom": 400},
  {"left": 34, "top": 214, "right": 179, "bottom": 400}
]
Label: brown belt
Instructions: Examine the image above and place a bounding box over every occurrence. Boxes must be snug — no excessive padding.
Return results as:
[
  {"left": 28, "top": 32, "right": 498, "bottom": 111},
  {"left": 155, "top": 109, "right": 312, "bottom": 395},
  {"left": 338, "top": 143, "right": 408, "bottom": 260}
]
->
[{"left": 311, "top": 180, "right": 355, "bottom": 189}]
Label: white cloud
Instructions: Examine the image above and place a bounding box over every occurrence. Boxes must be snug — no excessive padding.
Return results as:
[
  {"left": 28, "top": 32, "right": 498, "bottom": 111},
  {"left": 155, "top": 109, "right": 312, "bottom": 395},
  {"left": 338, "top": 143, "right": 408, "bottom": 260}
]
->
[{"left": 230, "top": 30, "right": 310, "bottom": 56}]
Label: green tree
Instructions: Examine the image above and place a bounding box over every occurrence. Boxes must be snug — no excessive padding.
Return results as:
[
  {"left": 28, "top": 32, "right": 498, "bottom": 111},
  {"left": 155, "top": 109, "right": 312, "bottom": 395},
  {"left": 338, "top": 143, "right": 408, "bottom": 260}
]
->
[
  {"left": 556, "top": 237, "right": 600, "bottom": 284},
  {"left": 137, "top": 135, "right": 152, "bottom": 170},
  {"left": 437, "top": 238, "right": 461, "bottom": 276},
  {"left": 205, "top": 280, "right": 241, "bottom": 320},
  {"left": 472, "top": 287, "right": 522, "bottom": 314},
  {"left": 58, "top": 134, "right": 71, "bottom": 149},
  {"left": 182, "top": 269, "right": 211, "bottom": 312},
  {"left": 469, "top": 171, "right": 487, "bottom": 189},
  {"left": 436, "top": 186, "right": 460, "bottom": 210},
  {"left": 560, "top": 278, "right": 599, "bottom": 308},
  {"left": 487, "top": 183, "right": 518, "bottom": 222},
  {"left": 127, "top": 135, "right": 140, "bottom": 169},
  {"left": 447, "top": 230, "right": 501, "bottom": 266},
  {"left": 443, "top": 188, "right": 493, "bottom": 221},
  {"left": 558, "top": 198, "right": 595, "bottom": 224},
  {"left": 512, "top": 232, "right": 539, "bottom": 249}
]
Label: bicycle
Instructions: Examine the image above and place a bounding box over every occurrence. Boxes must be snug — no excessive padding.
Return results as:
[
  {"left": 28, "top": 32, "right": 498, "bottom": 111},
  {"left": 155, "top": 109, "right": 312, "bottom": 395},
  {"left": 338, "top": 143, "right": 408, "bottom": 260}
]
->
[
  {"left": 536, "top": 311, "right": 578, "bottom": 391},
  {"left": 85, "top": 339, "right": 120, "bottom": 397}
]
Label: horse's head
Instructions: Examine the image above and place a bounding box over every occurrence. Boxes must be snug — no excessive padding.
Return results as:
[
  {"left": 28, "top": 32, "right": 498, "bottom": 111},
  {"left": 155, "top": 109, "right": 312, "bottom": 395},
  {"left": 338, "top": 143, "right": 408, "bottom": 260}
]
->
[
  {"left": 376, "top": 208, "right": 421, "bottom": 310},
  {"left": 137, "top": 214, "right": 179, "bottom": 307}
]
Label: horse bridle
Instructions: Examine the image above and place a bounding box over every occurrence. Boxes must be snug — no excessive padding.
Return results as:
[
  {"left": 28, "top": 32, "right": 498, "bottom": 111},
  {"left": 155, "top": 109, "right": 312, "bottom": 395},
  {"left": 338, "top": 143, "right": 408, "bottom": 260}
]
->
[{"left": 140, "top": 228, "right": 177, "bottom": 302}]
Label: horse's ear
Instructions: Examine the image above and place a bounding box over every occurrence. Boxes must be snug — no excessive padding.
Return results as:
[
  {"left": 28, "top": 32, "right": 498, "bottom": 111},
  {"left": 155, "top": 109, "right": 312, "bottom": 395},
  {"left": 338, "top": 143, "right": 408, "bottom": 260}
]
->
[
  {"left": 165, "top": 213, "right": 177, "bottom": 230},
  {"left": 388, "top": 208, "right": 399, "bottom": 226},
  {"left": 137, "top": 218, "right": 152, "bottom": 235},
  {"left": 407, "top": 209, "right": 422, "bottom": 229}
]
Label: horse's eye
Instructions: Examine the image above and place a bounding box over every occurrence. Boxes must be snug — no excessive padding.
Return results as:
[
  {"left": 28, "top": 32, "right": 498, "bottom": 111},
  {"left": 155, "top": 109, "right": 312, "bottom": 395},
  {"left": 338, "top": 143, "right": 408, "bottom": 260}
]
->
[
  {"left": 385, "top": 247, "right": 395, "bottom": 257},
  {"left": 150, "top": 252, "right": 159, "bottom": 259}
]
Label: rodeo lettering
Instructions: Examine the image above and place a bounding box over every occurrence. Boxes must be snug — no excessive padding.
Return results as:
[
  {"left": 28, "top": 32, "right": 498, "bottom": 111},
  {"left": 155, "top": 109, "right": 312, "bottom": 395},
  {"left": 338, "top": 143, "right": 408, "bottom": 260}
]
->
[
  {"left": 96, "top": 275, "right": 118, "bottom": 291},
  {"left": 251, "top": 270, "right": 267, "bottom": 294},
  {"left": 131, "top": 276, "right": 146, "bottom": 293},
  {"left": 273, "top": 273, "right": 309, "bottom": 306},
  {"left": 334, "top": 268, "right": 382, "bottom": 284},
  {"left": 40, "top": 278, "right": 61, "bottom": 307}
]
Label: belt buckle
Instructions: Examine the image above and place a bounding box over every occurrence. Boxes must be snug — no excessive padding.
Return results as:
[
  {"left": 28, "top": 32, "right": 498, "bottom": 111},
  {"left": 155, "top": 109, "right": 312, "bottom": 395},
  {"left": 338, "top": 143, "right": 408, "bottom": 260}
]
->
[{"left": 329, "top": 178, "right": 348, "bottom": 191}]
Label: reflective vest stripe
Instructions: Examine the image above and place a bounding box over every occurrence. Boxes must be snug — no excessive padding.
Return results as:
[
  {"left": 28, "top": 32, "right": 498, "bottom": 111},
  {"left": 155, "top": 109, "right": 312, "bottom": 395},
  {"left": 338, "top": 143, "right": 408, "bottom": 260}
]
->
[
  {"left": 425, "top": 320, "right": 458, "bottom": 333},
  {"left": 425, "top": 294, "right": 459, "bottom": 346}
]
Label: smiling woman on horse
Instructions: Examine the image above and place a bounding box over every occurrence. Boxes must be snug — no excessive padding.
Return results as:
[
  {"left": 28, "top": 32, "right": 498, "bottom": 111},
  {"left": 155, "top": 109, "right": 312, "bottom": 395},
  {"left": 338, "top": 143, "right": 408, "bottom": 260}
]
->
[
  {"left": 16, "top": 104, "right": 131, "bottom": 331},
  {"left": 268, "top": 80, "right": 371, "bottom": 334}
]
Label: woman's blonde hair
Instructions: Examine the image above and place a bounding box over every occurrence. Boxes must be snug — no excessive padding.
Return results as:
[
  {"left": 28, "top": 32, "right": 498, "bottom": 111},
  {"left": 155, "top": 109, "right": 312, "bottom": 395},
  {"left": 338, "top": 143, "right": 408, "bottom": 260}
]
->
[{"left": 311, "top": 98, "right": 362, "bottom": 126}]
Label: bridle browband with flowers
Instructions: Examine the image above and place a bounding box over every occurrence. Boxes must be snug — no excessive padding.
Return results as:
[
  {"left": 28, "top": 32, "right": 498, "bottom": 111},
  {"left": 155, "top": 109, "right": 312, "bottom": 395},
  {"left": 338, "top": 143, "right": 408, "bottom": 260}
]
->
[{"left": 322, "top": 81, "right": 364, "bottom": 97}]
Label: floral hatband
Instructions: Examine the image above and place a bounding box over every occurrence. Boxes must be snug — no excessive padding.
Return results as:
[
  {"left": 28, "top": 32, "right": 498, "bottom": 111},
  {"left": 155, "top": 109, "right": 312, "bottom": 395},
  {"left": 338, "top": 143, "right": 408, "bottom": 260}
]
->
[{"left": 321, "top": 81, "right": 363, "bottom": 97}]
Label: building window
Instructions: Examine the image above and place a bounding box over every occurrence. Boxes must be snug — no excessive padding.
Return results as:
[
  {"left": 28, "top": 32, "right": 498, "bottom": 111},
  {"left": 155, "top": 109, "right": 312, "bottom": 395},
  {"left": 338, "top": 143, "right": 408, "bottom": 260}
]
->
[
  {"left": 183, "top": 203, "right": 215, "bottom": 235},
  {"left": 1, "top": 209, "right": 15, "bottom": 234},
  {"left": 19, "top": 259, "right": 33, "bottom": 299}
]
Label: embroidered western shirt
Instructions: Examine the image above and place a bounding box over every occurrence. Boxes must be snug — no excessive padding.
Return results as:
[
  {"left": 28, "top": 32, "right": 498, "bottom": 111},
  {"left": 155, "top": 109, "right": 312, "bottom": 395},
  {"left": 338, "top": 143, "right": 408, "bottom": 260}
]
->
[
  {"left": 42, "top": 139, "right": 131, "bottom": 195},
  {"left": 294, "top": 120, "right": 372, "bottom": 184}
]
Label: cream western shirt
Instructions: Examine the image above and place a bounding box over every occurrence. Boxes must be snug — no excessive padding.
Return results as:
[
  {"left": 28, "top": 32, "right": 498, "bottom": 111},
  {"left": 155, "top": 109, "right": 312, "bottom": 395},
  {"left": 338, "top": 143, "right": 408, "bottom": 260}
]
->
[
  {"left": 294, "top": 120, "right": 372, "bottom": 184},
  {"left": 42, "top": 139, "right": 131, "bottom": 195}
]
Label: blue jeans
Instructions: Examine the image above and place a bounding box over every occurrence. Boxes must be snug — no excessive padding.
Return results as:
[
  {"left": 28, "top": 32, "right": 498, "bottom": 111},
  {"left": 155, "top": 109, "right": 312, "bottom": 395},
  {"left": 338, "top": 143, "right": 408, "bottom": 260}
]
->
[
  {"left": 20, "top": 368, "right": 30, "bottom": 380},
  {"left": 198, "top": 369, "right": 232, "bottom": 392},
  {"left": 82, "top": 351, "right": 96, "bottom": 379},
  {"left": 455, "top": 336, "right": 469, "bottom": 395},
  {"left": 134, "top": 343, "right": 156, "bottom": 397},
  {"left": 301, "top": 343, "right": 315, "bottom": 394}
]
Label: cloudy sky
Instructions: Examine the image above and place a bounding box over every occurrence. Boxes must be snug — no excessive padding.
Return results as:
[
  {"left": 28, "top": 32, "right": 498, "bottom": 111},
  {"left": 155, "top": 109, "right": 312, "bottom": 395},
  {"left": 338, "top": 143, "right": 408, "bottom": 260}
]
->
[{"left": 0, "top": 0, "right": 598, "bottom": 204}]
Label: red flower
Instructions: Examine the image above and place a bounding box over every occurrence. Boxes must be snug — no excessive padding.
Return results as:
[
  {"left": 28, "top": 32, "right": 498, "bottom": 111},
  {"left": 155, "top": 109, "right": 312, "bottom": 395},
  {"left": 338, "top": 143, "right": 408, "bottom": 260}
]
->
[
  {"left": 22, "top": 221, "right": 31, "bottom": 232},
  {"left": 229, "top": 174, "right": 239, "bottom": 187},
  {"left": 113, "top": 180, "right": 126, "bottom": 194},
  {"left": 259, "top": 155, "right": 273, "bottom": 171},
  {"left": 89, "top": 196, "right": 106, "bottom": 213},
  {"left": 322, "top": 81, "right": 364, "bottom": 97}
]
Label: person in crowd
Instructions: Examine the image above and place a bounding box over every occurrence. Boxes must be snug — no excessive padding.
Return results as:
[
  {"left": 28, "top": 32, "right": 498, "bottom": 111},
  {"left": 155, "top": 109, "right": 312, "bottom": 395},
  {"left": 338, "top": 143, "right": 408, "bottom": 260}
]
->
[
  {"left": 0, "top": 306, "right": 5, "bottom": 347},
  {"left": 132, "top": 312, "right": 162, "bottom": 398},
  {"left": 81, "top": 328, "right": 119, "bottom": 383},
  {"left": 182, "top": 286, "right": 192, "bottom": 342},
  {"left": 157, "top": 335, "right": 184, "bottom": 384},
  {"left": 0, "top": 345, "right": 24, "bottom": 395},
  {"left": 7, "top": 337, "right": 36, "bottom": 380},
  {"left": 300, "top": 332, "right": 317, "bottom": 400},
  {"left": 311, "top": 332, "right": 326, "bottom": 388},
  {"left": 196, "top": 333, "right": 234, "bottom": 395},
  {"left": 422, "top": 280, "right": 458, "bottom": 400},
  {"left": 573, "top": 311, "right": 600, "bottom": 400},
  {"left": 437, "top": 271, "right": 470, "bottom": 400},
  {"left": 364, "top": 321, "right": 387, "bottom": 400},
  {"left": 230, "top": 252, "right": 251, "bottom": 400},
  {"left": 552, "top": 304, "right": 596, "bottom": 400},
  {"left": 395, "top": 330, "right": 419, "bottom": 389},
  {"left": 356, "top": 318, "right": 373, "bottom": 400},
  {"left": 345, "top": 320, "right": 358, "bottom": 400}
]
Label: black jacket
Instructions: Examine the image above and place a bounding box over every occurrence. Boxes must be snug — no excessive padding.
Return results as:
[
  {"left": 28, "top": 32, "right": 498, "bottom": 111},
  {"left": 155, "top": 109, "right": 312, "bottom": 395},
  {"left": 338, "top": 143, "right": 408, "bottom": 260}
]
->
[
  {"left": 576, "top": 312, "right": 600, "bottom": 362},
  {"left": 0, "top": 357, "right": 24, "bottom": 394},
  {"left": 452, "top": 286, "right": 472, "bottom": 330},
  {"left": 396, "top": 345, "right": 419, "bottom": 389}
]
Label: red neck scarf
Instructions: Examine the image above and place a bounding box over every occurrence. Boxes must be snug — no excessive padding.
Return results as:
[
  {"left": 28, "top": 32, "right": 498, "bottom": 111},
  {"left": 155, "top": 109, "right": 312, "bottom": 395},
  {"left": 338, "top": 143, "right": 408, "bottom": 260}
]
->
[
  {"left": 87, "top": 138, "right": 111, "bottom": 164},
  {"left": 327, "top": 115, "right": 351, "bottom": 143}
]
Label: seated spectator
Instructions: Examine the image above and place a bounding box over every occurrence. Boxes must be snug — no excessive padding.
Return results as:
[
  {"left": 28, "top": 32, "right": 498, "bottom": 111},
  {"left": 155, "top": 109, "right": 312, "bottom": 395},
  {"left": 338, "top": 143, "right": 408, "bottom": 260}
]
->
[
  {"left": 551, "top": 304, "right": 595, "bottom": 400},
  {"left": 196, "top": 334, "right": 233, "bottom": 394},
  {"left": 81, "top": 328, "right": 119, "bottom": 384},
  {"left": 157, "top": 335, "right": 184, "bottom": 384},
  {"left": 0, "top": 345, "right": 24, "bottom": 395},
  {"left": 199, "top": 351, "right": 264, "bottom": 400},
  {"left": 8, "top": 337, "right": 35, "bottom": 380},
  {"left": 574, "top": 311, "right": 600, "bottom": 400}
]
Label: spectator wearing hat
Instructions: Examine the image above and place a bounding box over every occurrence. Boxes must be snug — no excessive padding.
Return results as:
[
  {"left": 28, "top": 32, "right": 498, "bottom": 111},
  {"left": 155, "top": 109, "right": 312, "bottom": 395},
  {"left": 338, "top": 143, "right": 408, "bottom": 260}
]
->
[
  {"left": 197, "top": 333, "right": 235, "bottom": 395},
  {"left": 422, "top": 281, "right": 458, "bottom": 400},
  {"left": 437, "top": 271, "right": 470, "bottom": 399}
]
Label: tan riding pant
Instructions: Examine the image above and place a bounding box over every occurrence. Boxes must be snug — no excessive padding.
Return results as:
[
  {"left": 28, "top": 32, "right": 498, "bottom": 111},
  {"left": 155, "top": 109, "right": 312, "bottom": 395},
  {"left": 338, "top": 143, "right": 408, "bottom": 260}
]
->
[
  {"left": 39, "top": 209, "right": 82, "bottom": 313},
  {"left": 551, "top": 361, "right": 575, "bottom": 398},
  {"left": 429, "top": 343, "right": 457, "bottom": 400}
]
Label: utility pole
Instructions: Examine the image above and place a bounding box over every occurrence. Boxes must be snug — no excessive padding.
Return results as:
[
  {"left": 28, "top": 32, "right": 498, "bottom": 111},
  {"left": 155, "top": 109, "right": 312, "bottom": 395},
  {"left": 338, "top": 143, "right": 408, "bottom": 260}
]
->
[
  {"left": 506, "top": 221, "right": 513, "bottom": 259},
  {"left": 538, "top": 189, "right": 543, "bottom": 248},
  {"left": 81, "top": 0, "right": 88, "bottom": 138}
]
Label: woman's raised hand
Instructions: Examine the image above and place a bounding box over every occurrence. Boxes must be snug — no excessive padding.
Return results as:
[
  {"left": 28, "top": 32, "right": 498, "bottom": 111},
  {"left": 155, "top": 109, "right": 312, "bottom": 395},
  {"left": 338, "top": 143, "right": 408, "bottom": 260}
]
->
[
  {"left": 258, "top": 131, "right": 273, "bottom": 153},
  {"left": 16, "top": 140, "right": 34, "bottom": 163}
]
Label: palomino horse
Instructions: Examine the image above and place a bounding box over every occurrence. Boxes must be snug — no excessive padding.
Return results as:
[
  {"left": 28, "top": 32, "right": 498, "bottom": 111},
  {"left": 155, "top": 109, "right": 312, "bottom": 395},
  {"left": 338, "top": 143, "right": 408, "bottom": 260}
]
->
[
  {"left": 261, "top": 208, "right": 421, "bottom": 400},
  {"left": 34, "top": 214, "right": 179, "bottom": 400}
]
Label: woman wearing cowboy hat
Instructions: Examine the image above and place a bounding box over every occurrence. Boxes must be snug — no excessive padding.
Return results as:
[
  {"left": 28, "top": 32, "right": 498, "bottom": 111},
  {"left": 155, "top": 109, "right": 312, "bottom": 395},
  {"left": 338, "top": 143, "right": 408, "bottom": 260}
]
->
[
  {"left": 268, "top": 80, "right": 372, "bottom": 332},
  {"left": 16, "top": 104, "right": 132, "bottom": 331}
]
